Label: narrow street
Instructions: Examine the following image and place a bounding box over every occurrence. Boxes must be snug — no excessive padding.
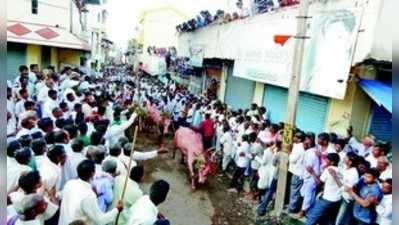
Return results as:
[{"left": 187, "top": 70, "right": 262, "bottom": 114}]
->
[
  {"left": 135, "top": 132, "right": 300, "bottom": 225},
  {"left": 5, "top": 1, "right": 392, "bottom": 225}
]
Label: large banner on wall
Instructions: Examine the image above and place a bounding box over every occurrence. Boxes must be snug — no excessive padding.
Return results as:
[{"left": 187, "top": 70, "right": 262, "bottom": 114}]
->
[
  {"left": 233, "top": 9, "right": 360, "bottom": 99},
  {"left": 189, "top": 45, "right": 204, "bottom": 67},
  {"left": 178, "top": 4, "right": 362, "bottom": 99},
  {"left": 141, "top": 54, "right": 167, "bottom": 76}
]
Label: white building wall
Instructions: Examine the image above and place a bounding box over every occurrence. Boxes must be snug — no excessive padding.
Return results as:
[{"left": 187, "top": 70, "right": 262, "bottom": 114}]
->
[
  {"left": 7, "top": 0, "right": 70, "bottom": 28},
  {"left": 7, "top": 0, "right": 88, "bottom": 43},
  {"left": 142, "top": 9, "right": 186, "bottom": 50},
  {"left": 86, "top": 2, "right": 108, "bottom": 69}
]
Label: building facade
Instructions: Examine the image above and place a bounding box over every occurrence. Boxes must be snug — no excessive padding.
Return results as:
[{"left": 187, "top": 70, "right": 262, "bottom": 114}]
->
[
  {"left": 6, "top": 0, "right": 91, "bottom": 79},
  {"left": 137, "top": 5, "right": 189, "bottom": 50},
  {"left": 136, "top": 5, "right": 189, "bottom": 75},
  {"left": 85, "top": 0, "right": 111, "bottom": 71},
  {"left": 177, "top": 0, "right": 392, "bottom": 141}
]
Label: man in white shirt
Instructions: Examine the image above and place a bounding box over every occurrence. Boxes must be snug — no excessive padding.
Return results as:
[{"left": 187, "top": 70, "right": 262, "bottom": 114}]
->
[
  {"left": 59, "top": 160, "right": 123, "bottom": 225},
  {"left": 16, "top": 116, "right": 38, "bottom": 139},
  {"left": 15, "top": 89, "right": 31, "bottom": 119},
  {"left": 377, "top": 156, "right": 392, "bottom": 181},
  {"left": 299, "top": 135, "right": 319, "bottom": 219},
  {"left": 304, "top": 153, "right": 342, "bottom": 225},
  {"left": 376, "top": 179, "right": 392, "bottom": 225},
  {"left": 31, "top": 139, "right": 60, "bottom": 196},
  {"left": 111, "top": 166, "right": 144, "bottom": 225},
  {"left": 8, "top": 171, "right": 59, "bottom": 225},
  {"left": 236, "top": 0, "right": 252, "bottom": 18},
  {"left": 65, "top": 139, "right": 86, "bottom": 180},
  {"left": 127, "top": 180, "right": 170, "bottom": 225},
  {"left": 65, "top": 92, "right": 79, "bottom": 113},
  {"left": 316, "top": 132, "right": 337, "bottom": 172},
  {"left": 346, "top": 130, "right": 374, "bottom": 157},
  {"left": 228, "top": 134, "right": 251, "bottom": 193},
  {"left": 28, "top": 64, "right": 39, "bottom": 84},
  {"left": 120, "top": 142, "right": 167, "bottom": 170},
  {"left": 366, "top": 143, "right": 387, "bottom": 168},
  {"left": 331, "top": 152, "right": 360, "bottom": 225},
  {"left": 103, "top": 113, "right": 137, "bottom": 148},
  {"left": 288, "top": 132, "right": 305, "bottom": 213},
  {"left": 44, "top": 145, "right": 67, "bottom": 195},
  {"left": 104, "top": 144, "right": 129, "bottom": 176},
  {"left": 257, "top": 139, "right": 283, "bottom": 216},
  {"left": 228, "top": 114, "right": 237, "bottom": 132},
  {"left": 42, "top": 90, "right": 59, "bottom": 119},
  {"left": 7, "top": 194, "right": 53, "bottom": 225},
  {"left": 7, "top": 148, "right": 33, "bottom": 194},
  {"left": 248, "top": 132, "right": 263, "bottom": 197},
  {"left": 219, "top": 126, "right": 234, "bottom": 172},
  {"left": 246, "top": 103, "right": 258, "bottom": 117}
]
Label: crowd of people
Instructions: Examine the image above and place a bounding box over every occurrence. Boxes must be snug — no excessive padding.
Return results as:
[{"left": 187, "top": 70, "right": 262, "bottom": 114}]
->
[
  {"left": 157, "top": 86, "right": 392, "bottom": 225},
  {"left": 6, "top": 62, "right": 392, "bottom": 225},
  {"left": 7, "top": 64, "right": 172, "bottom": 225},
  {"left": 145, "top": 46, "right": 178, "bottom": 72},
  {"left": 176, "top": 0, "right": 299, "bottom": 33}
]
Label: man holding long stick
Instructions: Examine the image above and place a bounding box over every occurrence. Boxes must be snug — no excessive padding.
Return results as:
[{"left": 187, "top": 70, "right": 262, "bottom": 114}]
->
[
  {"left": 59, "top": 160, "right": 124, "bottom": 225},
  {"left": 114, "top": 126, "right": 139, "bottom": 225}
]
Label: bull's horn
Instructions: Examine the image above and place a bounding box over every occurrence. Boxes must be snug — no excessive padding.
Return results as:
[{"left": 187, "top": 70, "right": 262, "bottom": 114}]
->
[{"left": 205, "top": 147, "right": 215, "bottom": 153}]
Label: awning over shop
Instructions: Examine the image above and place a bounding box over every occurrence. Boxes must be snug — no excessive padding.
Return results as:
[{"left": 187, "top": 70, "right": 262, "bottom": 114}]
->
[
  {"left": 358, "top": 79, "right": 392, "bottom": 113},
  {"left": 7, "top": 21, "right": 90, "bottom": 51}
]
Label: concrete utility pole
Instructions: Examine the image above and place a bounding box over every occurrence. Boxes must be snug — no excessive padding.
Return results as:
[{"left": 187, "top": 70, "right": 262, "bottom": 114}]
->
[{"left": 273, "top": 0, "right": 311, "bottom": 216}]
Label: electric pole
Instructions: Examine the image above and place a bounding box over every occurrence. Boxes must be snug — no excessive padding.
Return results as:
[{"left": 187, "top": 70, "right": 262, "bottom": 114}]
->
[{"left": 273, "top": 0, "right": 311, "bottom": 216}]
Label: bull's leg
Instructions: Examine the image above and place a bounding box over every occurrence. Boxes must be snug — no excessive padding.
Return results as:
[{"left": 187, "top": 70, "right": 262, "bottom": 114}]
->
[
  {"left": 191, "top": 176, "right": 196, "bottom": 191},
  {"left": 158, "top": 125, "right": 164, "bottom": 146},
  {"left": 172, "top": 137, "right": 177, "bottom": 159},
  {"left": 188, "top": 160, "right": 196, "bottom": 190},
  {"left": 180, "top": 152, "right": 185, "bottom": 165}
]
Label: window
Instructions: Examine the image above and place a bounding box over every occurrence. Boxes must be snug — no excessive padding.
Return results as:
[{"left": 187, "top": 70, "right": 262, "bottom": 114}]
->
[
  {"left": 102, "top": 10, "right": 107, "bottom": 24},
  {"left": 31, "top": 0, "right": 38, "bottom": 14}
]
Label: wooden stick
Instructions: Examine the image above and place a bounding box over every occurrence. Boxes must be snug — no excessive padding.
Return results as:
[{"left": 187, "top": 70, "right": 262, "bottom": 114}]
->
[{"left": 114, "top": 126, "right": 139, "bottom": 225}]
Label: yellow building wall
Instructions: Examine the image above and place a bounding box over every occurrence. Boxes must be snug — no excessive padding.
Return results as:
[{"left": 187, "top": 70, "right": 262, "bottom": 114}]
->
[
  {"left": 325, "top": 65, "right": 376, "bottom": 138},
  {"left": 350, "top": 85, "right": 373, "bottom": 138},
  {"left": 26, "top": 45, "right": 42, "bottom": 68},
  {"left": 325, "top": 80, "right": 356, "bottom": 136},
  {"left": 139, "top": 7, "right": 188, "bottom": 50},
  {"left": 253, "top": 82, "right": 265, "bottom": 106},
  {"left": 58, "top": 49, "right": 82, "bottom": 66},
  {"left": 50, "top": 47, "right": 58, "bottom": 71}
]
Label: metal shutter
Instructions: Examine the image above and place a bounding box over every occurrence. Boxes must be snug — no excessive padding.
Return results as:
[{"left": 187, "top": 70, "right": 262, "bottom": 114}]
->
[
  {"left": 369, "top": 105, "right": 392, "bottom": 142},
  {"left": 296, "top": 93, "right": 329, "bottom": 135},
  {"left": 225, "top": 65, "right": 255, "bottom": 110},
  {"left": 262, "top": 85, "right": 288, "bottom": 123},
  {"left": 41, "top": 46, "right": 51, "bottom": 69},
  {"left": 263, "top": 85, "right": 329, "bottom": 134},
  {"left": 7, "top": 43, "right": 27, "bottom": 80}
]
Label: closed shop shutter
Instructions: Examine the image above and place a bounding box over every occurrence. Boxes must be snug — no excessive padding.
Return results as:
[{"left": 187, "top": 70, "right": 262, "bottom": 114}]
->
[
  {"left": 369, "top": 105, "right": 392, "bottom": 142},
  {"left": 263, "top": 85, "right": 329, "bottom": 134},
  {"left": 262, "top": 85, "right": 288, "bottom": 123},
  {"left": 225, "top": 65, "right": 255, "bottom": 110},
  {"left": 7, "top": 43, "right": 27, "bottom": 80},
  {"left": 189, "top": 75, "right": 203, "bottom": 95},
  {"left": 41, "top": 46, "right": 51, "bottom": 69},
  {"left": 297, "top": 93, "right": 329, "bottom": 135}
]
